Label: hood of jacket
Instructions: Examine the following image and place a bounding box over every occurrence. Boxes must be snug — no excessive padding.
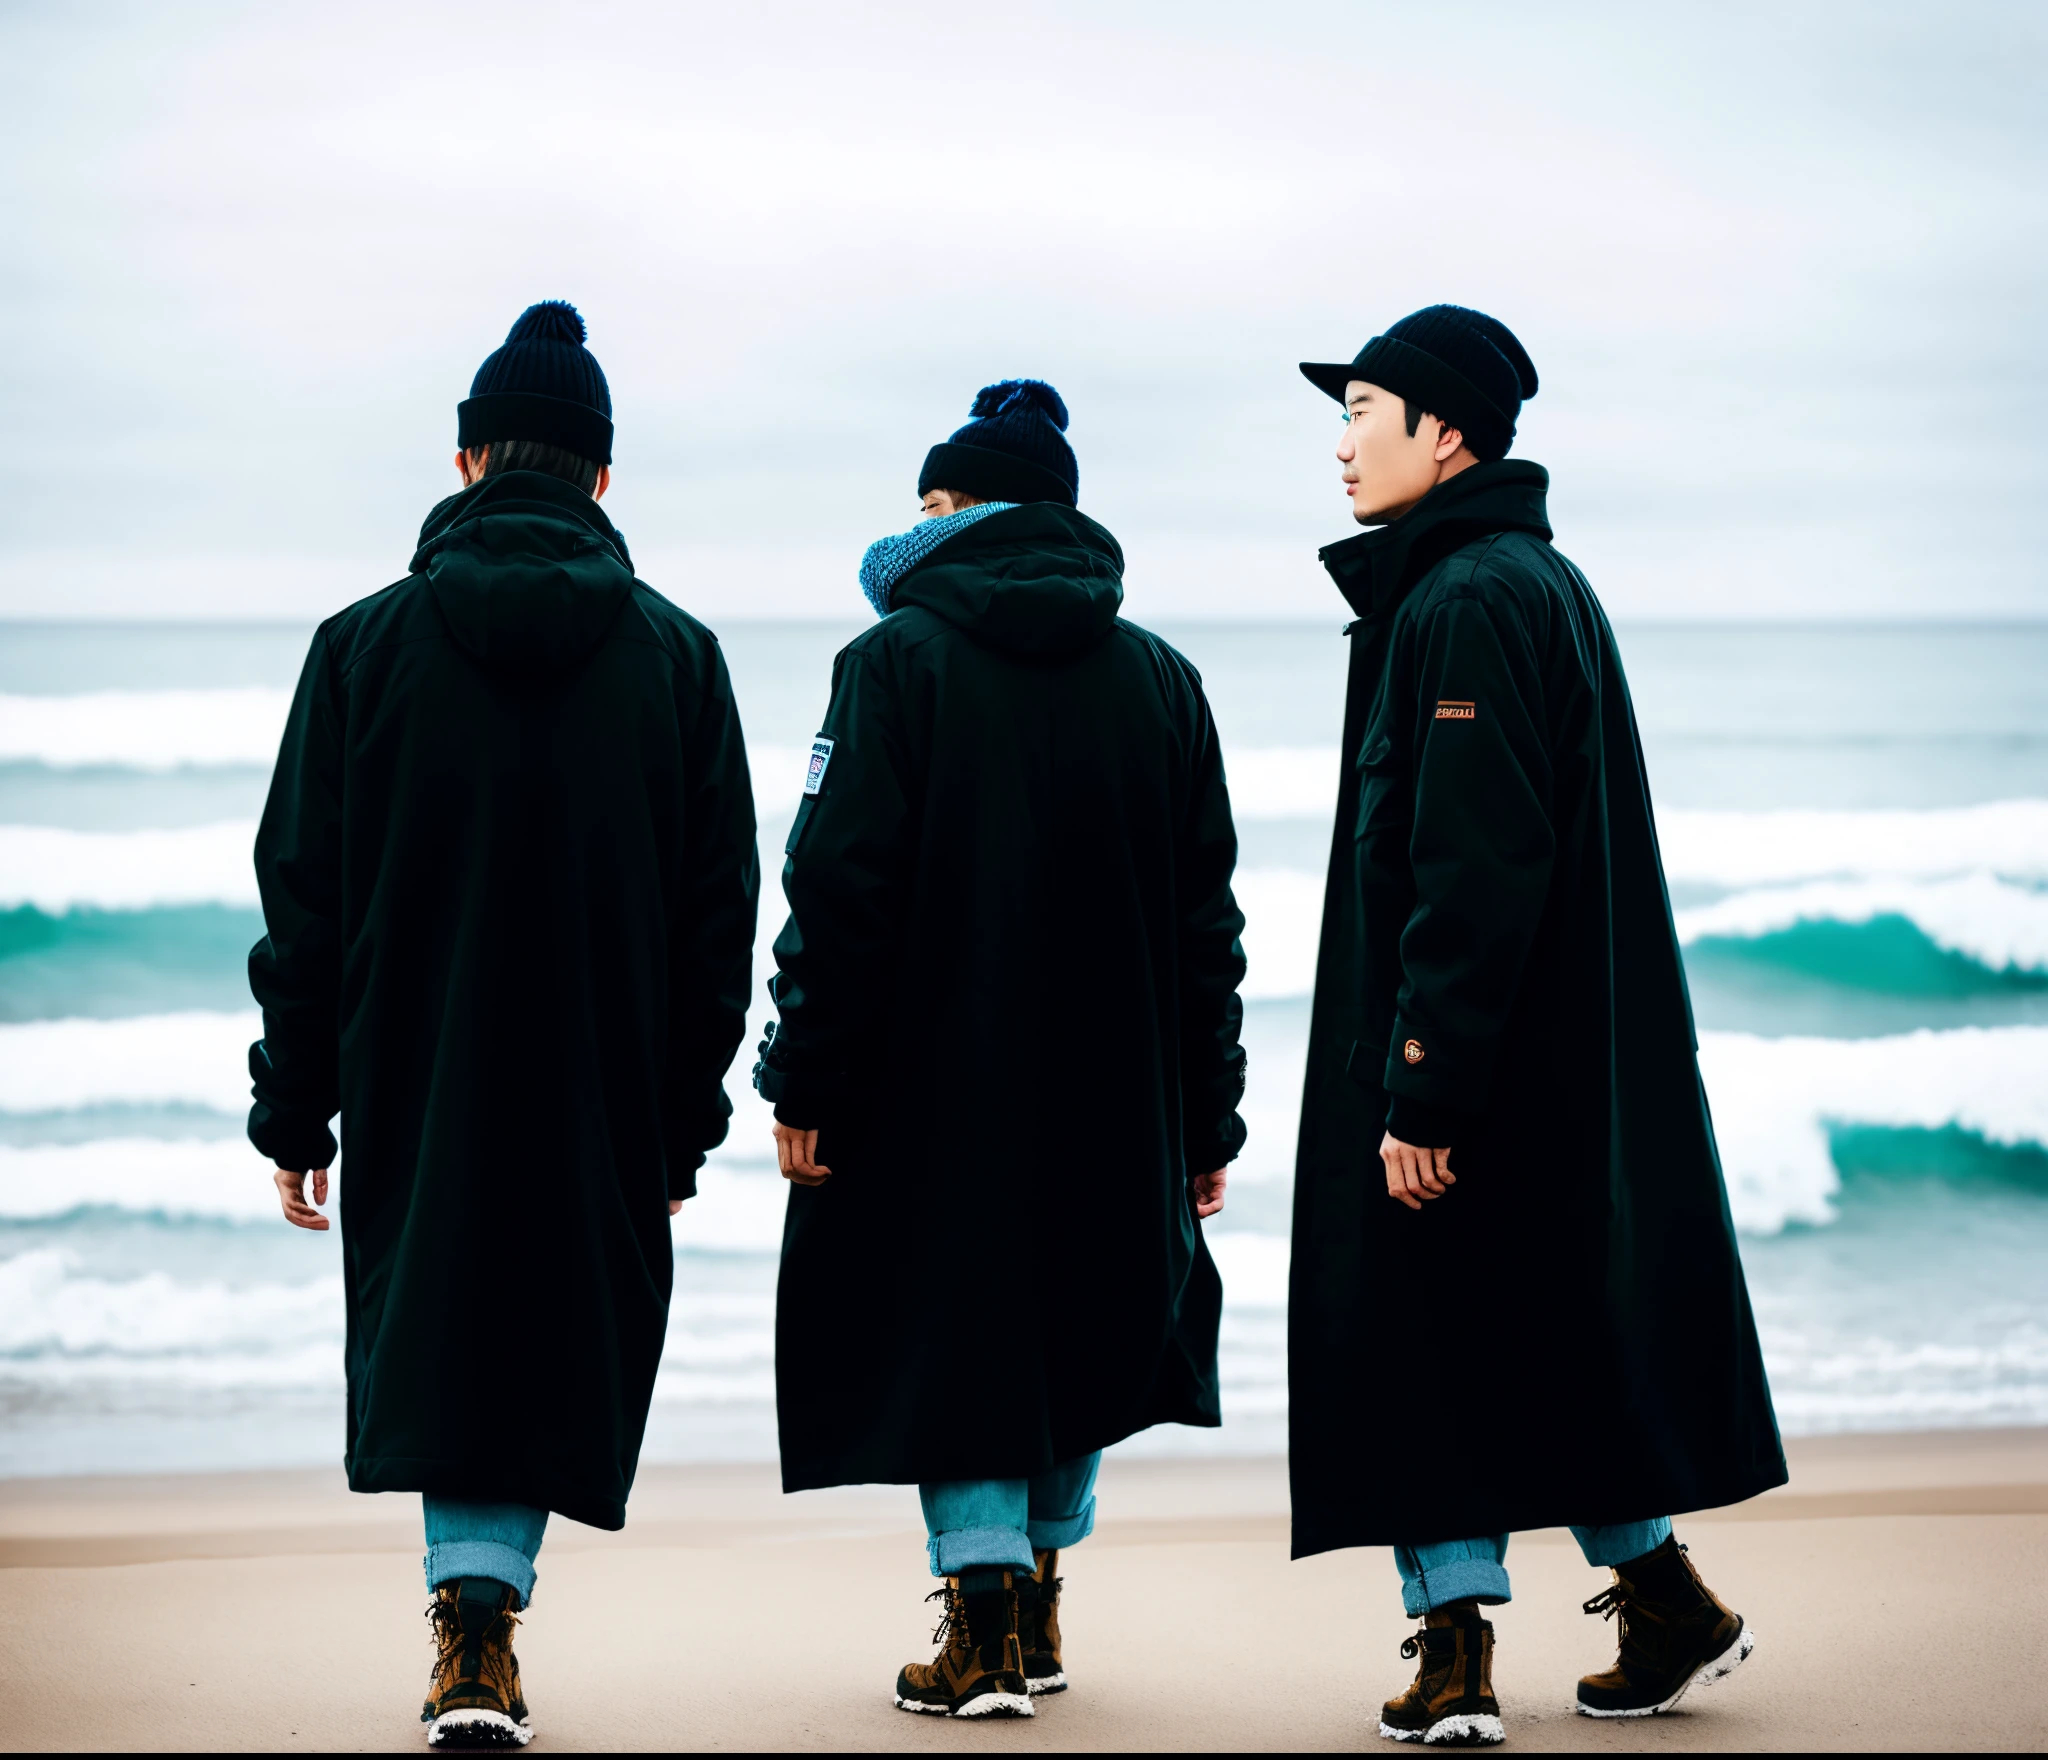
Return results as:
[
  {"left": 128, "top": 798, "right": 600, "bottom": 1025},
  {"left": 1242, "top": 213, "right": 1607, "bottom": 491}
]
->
[
  {"left": 412, "top": 470, "right": 638, "bottom": 679},
  {"left": 1319, "top": 459, "right": 1552, "bottom": 622},
  {"left": 890, "top": 503, "right": 1124, "bottom": 659}
]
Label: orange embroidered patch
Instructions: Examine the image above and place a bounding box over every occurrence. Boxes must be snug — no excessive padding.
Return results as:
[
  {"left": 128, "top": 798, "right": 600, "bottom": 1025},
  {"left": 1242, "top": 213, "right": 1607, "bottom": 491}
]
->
[
  {"left": 1403, "top": 1039, "right": 1425, "bottom": 1064},
  {"left": 1434, "top": 701, "right": 1476, "bottom": 721}
]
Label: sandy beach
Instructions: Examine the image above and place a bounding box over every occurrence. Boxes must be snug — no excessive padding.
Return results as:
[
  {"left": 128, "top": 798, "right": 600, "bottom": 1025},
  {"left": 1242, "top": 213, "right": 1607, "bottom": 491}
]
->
[{"left": 0, "top": 1428, "right": 2043, "bottom": 1752}]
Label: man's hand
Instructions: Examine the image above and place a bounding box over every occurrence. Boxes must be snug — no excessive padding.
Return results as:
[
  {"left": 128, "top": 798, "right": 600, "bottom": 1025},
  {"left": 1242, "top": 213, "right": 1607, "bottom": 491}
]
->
[
  {"left": 1380, "top": 1133, "right": 1454, "bottom": 1211},
  {"left": 1192, "top": 1167, "right": 1227, "bottom": 1219},
  {"left": 773, "top": 1122, "right": 832, "bottom": 1186},
  {"left": 670, "top": 1200, "right": 683, "bottom": 1216},
  {"left": 275, "top": 1166, "right": 330, "bottom": 1230}
]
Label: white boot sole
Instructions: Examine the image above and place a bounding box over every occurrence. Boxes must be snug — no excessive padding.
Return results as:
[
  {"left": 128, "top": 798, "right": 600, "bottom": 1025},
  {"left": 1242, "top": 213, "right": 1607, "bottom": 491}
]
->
[
  {"left": 953, "top": 1690, "right": 1034, "bottom": 1718},
  {"left": 1576, "top": 1623, "right": 1757, "bottom": 1718},
  {"left": 1378, "top": 1712, "right": 1505, "bottom": 1745},
  {"left": 425, "top": 1707, "right": 532, "bottom": 1748}
]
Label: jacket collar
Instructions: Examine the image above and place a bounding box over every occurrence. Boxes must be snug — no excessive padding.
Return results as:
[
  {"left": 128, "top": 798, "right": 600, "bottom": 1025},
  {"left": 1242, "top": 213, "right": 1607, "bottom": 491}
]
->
[
  {"left": 409, "top": 469, "right": 632, "bottom": 576},
  {"left": 1319, "top": 459, "right": 1551, "bottom": 621}
]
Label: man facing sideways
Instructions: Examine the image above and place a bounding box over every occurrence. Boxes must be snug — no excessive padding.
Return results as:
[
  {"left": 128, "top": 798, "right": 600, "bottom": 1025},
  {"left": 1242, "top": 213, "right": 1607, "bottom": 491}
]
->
[
  {"left": 754, "top": 380, "right": 1249, "bottom": 1718},
  {"left": 248, "top": 302, "right": 759, "bottom": 1748},
  {"left": 1288, "top": 306, "right": 1785, "bottom": 1744}
]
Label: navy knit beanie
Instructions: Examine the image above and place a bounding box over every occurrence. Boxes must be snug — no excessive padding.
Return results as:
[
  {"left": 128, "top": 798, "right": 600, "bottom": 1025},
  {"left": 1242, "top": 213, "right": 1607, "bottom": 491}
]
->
[
  {"left": 1299, "top": 305, "right": 1538, "bottom": 461},
  {"left": 918, "top": 380, "right": 1078, "bottom": 507},
  {"left": 458, "top": 301, "right": 614, "bottom": 466}
]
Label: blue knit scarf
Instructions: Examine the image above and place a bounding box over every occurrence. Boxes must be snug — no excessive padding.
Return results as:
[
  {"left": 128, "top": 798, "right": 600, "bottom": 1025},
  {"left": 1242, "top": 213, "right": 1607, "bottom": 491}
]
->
[{"left": 858, "top": 502, "right": 1016, "bottom": 616}]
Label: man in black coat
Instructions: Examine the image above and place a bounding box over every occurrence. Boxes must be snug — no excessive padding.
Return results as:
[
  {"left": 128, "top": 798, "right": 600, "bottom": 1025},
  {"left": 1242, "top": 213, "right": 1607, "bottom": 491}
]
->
[
  {"left": 1289, "top": 307, "right": 1784, "bottom": 1744},
  {"left": 754, "top": 381, "right": 1249, "bottom": 1719},
  {"left": 249, "top": 303, "right": 758, "bottom": 1749}
]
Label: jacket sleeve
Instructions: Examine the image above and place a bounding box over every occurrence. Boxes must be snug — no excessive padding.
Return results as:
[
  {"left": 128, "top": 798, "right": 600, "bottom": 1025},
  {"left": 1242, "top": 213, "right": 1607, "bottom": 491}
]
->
[
  {"left": 247, "top": 628, "right": 346, "bottom": 1173},
  {"left": 1177, "top": 683, "right": 1249, "bottom": 1176},
  {"left": 754, "top": 648, "right": 913, "bottom": 1128},
  {"left": 1382, "top": 591, "right": 1556, "bottom": 1115},
  {"left": 660, "top": 641, "right": 762, "bottom": 1199}
]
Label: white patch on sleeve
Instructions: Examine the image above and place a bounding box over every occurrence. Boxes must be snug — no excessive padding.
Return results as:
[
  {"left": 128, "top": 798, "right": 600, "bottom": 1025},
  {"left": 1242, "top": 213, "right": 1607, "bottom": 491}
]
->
[{"left": 803, "top": 737, "right": 835, "bottom": 796}]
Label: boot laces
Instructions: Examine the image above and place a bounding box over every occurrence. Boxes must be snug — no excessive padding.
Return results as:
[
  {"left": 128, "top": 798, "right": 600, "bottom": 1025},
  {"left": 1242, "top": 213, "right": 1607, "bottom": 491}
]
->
[
  {"left": 925, "top": 1585, "right": 965, "bottom": 1653},
  {"left": 427, "top": 1591, "right": 518, "bottom": 1675}
]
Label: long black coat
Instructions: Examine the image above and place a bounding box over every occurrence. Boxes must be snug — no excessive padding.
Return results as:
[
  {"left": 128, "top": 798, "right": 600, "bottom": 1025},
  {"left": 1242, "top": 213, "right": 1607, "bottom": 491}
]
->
[
  {"left": 1289, "top": 461, "right": 1784, "bottom": 1556},
  {"left": 756, "top": 504, "right": 1248, "bottom": 1490},
  {"left": 248, "top": 471, "right": 759, "bottom": 1530}
]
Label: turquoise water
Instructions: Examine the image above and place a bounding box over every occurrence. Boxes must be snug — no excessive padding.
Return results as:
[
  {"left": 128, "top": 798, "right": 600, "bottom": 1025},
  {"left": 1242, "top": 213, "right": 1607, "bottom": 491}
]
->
[{"left": 2, "top": 620, "right": 2045, "bottom": 1473}]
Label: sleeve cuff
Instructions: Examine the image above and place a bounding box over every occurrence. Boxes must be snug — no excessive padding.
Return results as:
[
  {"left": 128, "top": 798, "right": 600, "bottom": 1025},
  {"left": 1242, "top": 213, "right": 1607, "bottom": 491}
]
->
[{"left": 1386, "top": 1092, "right": 1467, "bottom": 1149}]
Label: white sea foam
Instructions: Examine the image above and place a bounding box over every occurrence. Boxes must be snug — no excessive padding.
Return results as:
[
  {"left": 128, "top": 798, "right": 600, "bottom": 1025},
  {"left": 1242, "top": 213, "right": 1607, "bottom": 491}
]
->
[
  {"left": 0, "top": 1243, "right": 785, "bottom": 1394},
  {"left": 0, "top": 1011, "right": 259, "bottom": 1114},
  {"left": 0, "top": 690, "right": 293, "bottom": 770},
  {"left": 0, "top": 1138, "right": 282, "bottom": 1221},
  {"left": 0, "top": 1246, "right": 342, "bottom": 1364},
  {"left": 0, "top": 822, "right": 261, "bottom": 911}
]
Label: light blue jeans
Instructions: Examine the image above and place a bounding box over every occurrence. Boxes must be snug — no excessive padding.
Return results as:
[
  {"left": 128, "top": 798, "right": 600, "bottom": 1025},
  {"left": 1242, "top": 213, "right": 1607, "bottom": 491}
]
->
[
  {"left": 920, "top": 1451, "right": 1102, "bottom": 1577},
  {"left": 423, "top": 1497, "right": 550, "bottom": 1608},
  {"left": 1395, "top": 1517, "right": 1672, "bottom": 1616}
]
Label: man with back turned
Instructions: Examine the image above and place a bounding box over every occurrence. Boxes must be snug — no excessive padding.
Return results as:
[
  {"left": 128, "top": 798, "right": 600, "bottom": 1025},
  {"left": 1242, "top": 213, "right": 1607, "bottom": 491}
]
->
[
  {"left": 247, "top": 301, "right": 759, "bottom": 1748},
  {"left": 1289, "top": 306, "right": 1785, "bottom": 1743},
  {"left": 754, "top": 379, "right": 1249, "bottom": 1719}
]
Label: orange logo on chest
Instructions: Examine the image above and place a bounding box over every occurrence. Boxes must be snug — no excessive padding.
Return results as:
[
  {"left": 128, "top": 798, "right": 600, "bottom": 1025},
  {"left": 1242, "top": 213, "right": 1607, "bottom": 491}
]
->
[
  {"left": 1403, "top": 1039, "right": 1425, "bottom": 1064},
  {"left": 1434, "top": 701, "right": 1476, "bottom": 720}
]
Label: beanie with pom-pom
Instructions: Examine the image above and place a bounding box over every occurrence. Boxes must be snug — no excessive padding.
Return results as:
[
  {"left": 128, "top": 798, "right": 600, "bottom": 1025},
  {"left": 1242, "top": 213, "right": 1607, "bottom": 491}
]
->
[
  {"left": 458, "top": 300, "right": 614, "bottom": 465},
  {"left": 918, "top": 378, "right": 1077, "bottom": 507}
]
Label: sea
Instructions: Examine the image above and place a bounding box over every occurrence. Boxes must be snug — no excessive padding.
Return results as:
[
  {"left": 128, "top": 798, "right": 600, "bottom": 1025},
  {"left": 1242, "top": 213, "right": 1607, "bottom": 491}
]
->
[{"left": 3, "top": 619, "right": 2046, "bottom": 1479}]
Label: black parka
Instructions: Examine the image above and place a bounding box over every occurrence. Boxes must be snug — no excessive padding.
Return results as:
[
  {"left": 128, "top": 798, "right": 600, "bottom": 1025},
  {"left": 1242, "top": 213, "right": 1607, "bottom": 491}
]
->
[
  {"left": 1289, "top": 461, "right": 1785, "bottom": 1557},
  {"left": 756, "top": 504, "right": 1248, "bottom": 1491},
  {"left": 247, "top": 471, "right": 759, "bottom": 1530}
]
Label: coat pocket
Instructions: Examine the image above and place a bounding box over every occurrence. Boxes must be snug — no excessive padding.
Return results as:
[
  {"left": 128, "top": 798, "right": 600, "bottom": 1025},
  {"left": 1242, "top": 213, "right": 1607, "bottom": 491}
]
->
[
  {"left": 1344, "top": 1036, "right": 1389, "bottom": 1091},
  {"left": 1353, "top": 732, "right": 1403, "bottom": 843}
]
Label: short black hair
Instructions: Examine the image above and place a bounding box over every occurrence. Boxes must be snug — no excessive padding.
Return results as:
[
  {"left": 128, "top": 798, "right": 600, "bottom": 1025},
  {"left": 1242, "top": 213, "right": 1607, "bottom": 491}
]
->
[
  {"left": 1402, "top": 399, "right": 1426, "bottom": 439},
  {"left": 474, "top": 438, "right": 601, "bottom": 495}
]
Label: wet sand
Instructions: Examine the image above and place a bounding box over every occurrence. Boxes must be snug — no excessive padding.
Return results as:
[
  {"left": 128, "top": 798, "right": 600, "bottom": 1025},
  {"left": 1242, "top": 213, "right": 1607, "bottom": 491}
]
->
[{"left": 2, "top": 1428, "right": 2044, "bottom": 1751}]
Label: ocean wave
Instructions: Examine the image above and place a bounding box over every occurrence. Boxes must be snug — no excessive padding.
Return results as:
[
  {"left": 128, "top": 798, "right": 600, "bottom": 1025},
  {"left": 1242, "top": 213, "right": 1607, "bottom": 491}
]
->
[
  {"left": 1675, "top": 873, "right": 2048, "bottom": 975},
  {"left": 8, "top": 1013, "right": 2047, "bottom": 1241},
  {"left": 0, "top": 690, "right": 293, "bottom": 770},
  {"left": 1699, "top": 1026, "right": 2048, "bottom": 1233}
]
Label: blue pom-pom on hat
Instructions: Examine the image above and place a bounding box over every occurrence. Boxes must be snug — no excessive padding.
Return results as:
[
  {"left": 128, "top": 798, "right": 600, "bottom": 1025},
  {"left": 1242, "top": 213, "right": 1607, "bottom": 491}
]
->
[{"left": 919, "top": 377, "right": 1079, "bottom": 507}]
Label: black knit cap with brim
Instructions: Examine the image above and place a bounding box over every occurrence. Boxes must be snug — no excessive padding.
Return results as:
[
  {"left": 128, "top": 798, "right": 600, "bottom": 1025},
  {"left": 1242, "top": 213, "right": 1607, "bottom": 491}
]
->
[
  {"left": 458, "top": 300, "right": 615, "bottom": 466},
  {"left": 1300, "top": 304, "right": 1538, "bottom": 462},
  {"left": 918, "top": 379, "right": 1078, "bottom": 507}
]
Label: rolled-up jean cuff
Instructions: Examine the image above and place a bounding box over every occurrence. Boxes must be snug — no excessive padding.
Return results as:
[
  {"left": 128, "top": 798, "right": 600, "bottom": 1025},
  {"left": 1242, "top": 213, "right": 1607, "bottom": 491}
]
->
[
  {"left": 1399, "top": 1555, "right": 1511, "bottom": 1616},
  {"left": 425, "top": 1541, "right": 538, "bottom": 1608},
  {"left": 927, "top": 1524, "right": 1038, "bottom": 1578},
  {"left": 1572, "top": 1517, "right": 1673, "bottom": 1569},
  {"left": 1027, "top": 1494, "right": 1095, "bottom": 1553}
]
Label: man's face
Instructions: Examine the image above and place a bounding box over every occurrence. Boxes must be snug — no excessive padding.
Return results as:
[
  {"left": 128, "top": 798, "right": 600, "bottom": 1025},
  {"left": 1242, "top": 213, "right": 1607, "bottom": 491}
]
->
[{"left": 1336, "top": 381, "right": 1442, "bottom": 524}]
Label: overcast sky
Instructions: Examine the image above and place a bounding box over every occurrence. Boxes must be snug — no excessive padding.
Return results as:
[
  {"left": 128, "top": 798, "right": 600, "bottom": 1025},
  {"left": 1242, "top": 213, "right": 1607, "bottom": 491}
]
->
[{"left": 1, "top": 1, "right": 2042, "bottom": 622}]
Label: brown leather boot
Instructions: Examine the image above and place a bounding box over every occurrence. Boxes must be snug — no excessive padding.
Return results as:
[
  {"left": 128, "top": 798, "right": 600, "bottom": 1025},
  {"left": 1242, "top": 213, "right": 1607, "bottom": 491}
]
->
[
  {"left": 893, "top": 1574, "right": 1033, "bottom": 1718},
  {"left": 421, "top": 1579, "right": 532, "bottom": 1748},
  {"left": 1379, "top": 1600, "right": 1503, "bottom": 1746},
  {"left": 1017, "top": 1548, "right": 1066, "bottom": 1694},
  {"left": 1577, "top": 1536, "right": 1754, "bottom": 1717}
]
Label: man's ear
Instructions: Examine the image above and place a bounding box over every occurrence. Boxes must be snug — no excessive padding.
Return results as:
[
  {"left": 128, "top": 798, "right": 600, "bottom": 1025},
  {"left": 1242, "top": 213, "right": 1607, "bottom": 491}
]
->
[
  {"left": 1431, "top": 422, "right": 1467, "bottom": 464},
  {"left": 592, "top": 465, "right": 611, "bottom": 502}
]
